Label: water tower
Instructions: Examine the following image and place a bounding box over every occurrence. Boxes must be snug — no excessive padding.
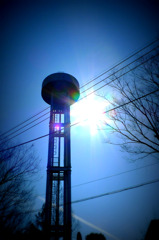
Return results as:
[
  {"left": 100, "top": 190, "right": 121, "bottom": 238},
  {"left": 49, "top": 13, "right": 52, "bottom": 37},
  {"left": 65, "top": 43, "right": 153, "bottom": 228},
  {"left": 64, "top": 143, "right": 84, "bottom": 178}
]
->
[{"left": 41, "top": 72, "right": 80, "bottom": 240}]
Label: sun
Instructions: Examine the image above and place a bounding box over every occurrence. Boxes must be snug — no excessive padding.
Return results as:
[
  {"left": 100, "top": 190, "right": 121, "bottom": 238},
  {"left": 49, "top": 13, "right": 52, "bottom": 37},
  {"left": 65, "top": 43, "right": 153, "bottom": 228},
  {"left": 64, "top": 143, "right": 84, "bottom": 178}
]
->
[{"left": 71, "top": 93, "right": 112, "bottom": 135}]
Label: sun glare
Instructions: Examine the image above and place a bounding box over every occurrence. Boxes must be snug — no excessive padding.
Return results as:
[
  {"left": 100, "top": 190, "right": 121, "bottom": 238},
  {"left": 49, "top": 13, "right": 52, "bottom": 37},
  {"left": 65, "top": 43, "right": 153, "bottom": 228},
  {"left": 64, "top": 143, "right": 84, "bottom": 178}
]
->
[{"left": 71, "top": 93, "right": 113, "bottom": 135}]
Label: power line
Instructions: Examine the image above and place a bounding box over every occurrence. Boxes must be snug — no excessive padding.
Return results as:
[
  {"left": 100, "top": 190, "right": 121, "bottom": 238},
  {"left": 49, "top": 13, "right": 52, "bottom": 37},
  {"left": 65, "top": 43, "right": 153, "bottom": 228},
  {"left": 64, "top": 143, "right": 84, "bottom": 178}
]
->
[
  {"left": 0, "top": 133, "right": 50, "bottom": 153},
  {"left": 80, "top": 45, "right": 159, "bottom": 95},
  {"left": 1, "top": 39, "right": 158, "bottom": 139},
  {"left": 5, "top": 116, "right": 50, "bottom": 142},
  {"left": 1, "top": 49, "right": 158, "bottom": 146},
  {"left": 72, "top": 161, "right": 159, "bottom": 189},
  {"left": 103, "top": 89, "right": 159, "bottom": 114},
  {"left": 24, "top": 176, "right": 159, "bottom": 213},
  {"left": 2, "top": 111, "right": 50, "bottom": 141},
  {"left": 78, "top": 51, "right": 159, "bottom": 102},
  {"left": 37, "top": 161, "right": 159, "bottom": 195},
  {"left": 0, "top": 106, "right": 49, "bottom": 137},
  {"left": 71, "top": 177, "right": 159, "bottom": 204},
  {"left": 0, "top": 88, "right": 158, "bottom": 152},
  {"left": 69, "top": 89, "right": 159, "bottom": 129},
  {"left": 80, "top": 38, "right": 159, "bottom": 89},
  {"left": 2, "top": 46, "right": 159, "bottom": 143}
]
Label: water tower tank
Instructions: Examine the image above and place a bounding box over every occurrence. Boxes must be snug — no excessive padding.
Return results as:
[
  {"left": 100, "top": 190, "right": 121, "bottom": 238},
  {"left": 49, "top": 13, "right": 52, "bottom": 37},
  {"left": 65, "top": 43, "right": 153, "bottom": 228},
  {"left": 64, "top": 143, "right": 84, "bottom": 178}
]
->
[{"left": 41, "top": 72, "right": 80, "bottom": 106}]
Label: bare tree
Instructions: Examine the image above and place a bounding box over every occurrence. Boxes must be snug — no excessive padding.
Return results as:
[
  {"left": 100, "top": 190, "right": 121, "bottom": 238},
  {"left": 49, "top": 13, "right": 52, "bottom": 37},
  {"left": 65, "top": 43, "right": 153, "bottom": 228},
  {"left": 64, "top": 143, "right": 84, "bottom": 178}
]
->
[
  {"left": 0, "top": 138, "right": 39, "bottom": 238},
  {"left": 100, "top": 49, "right": 159, "bottom": 160}
]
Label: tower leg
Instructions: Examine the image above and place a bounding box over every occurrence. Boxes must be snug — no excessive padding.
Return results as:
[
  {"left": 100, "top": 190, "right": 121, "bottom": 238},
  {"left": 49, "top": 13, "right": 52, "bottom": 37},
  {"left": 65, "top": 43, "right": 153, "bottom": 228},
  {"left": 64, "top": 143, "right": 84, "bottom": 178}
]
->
[
  {"left": 45, "top": 106, "right": 72, "bottom": 240},
  {"left": 64, "top": 170, "right": 72, "bottom": 240}
]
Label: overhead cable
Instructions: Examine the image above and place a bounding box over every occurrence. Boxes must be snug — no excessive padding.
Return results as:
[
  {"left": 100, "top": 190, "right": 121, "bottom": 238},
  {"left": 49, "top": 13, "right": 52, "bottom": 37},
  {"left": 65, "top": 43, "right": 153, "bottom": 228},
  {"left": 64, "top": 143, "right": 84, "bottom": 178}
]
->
[
  {"left": 2, "top": 111, "right": 50, "bottom": 141},
  {"left": 72, "top": 161, "right": 159, "bottom": 189},
  {"left": 80, "top": 38, "right": 159, "bottom": 89},
  {"left": 3, "top": 46, "right": 159, "bottom": 142},
  {"left": 71, "top": 177, "right": 159, "bottom": 204},
  {"left": 1, "top": 39, "right": 158, "bottom": 138},
  {"left": 80, "top": 45, "right": 159, "bottom": 95},
  {"left": 0, "top": 88, "right": 158, "bottom": 153},
  {"left": 79, "top": 52, "right": 159, "bottom": 102},
  {"left": 0, "top": 107, "right": 49, "bottom": 137}
]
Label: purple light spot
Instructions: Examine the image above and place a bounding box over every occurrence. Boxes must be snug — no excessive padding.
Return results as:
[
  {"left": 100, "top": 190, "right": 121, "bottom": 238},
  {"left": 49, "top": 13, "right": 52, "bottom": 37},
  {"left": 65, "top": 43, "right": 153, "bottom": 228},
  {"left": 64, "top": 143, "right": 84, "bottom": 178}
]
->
[{"left": 55, "top": 124, "right": 60, "bottom": 131}]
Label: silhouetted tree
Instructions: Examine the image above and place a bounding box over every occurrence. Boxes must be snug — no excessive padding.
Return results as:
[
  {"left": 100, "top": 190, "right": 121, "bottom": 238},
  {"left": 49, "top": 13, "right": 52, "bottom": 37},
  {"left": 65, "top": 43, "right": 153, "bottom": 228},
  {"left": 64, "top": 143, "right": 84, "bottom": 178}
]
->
[
  {"left": 99, "top": 48, "right": 159, "bottom": 160},
  {"left": 144, "top": 219, "right": 159, "bottom": 240},
  {"left": 86, "top": 232, "right": 106, "bottom": 240},
  {"left": 0, "top": 138, "right": 39, "bottom": 239},
  {"left": 35, "top": 203, "right": 80, "bottom": 238},
  {"left": 35, "top": 203, "right": 47, "bottom": 232},
  {"left": 23, "top": 222, "right": 45, "bottom": 240},
  {"left": 77, "top": 231, "right": 82, "bottom": 240}
]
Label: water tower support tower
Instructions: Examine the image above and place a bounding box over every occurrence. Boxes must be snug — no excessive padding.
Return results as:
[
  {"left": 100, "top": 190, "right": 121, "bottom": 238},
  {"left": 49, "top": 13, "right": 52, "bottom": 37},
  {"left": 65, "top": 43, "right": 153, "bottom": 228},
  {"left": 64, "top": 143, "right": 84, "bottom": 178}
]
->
[{"left": 41, "top": 73, "right": 80, "bottom": 240}]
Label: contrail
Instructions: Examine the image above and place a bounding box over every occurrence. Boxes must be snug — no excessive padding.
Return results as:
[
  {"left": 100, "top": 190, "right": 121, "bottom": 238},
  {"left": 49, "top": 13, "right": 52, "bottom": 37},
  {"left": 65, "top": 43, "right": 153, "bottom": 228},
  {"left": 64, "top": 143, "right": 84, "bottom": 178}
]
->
[
  {"left": 72, "top": 213, "right": 120, "bottom": 240},
  {"left": 37, "top": 196, "right": 120, "bottom": 240}
]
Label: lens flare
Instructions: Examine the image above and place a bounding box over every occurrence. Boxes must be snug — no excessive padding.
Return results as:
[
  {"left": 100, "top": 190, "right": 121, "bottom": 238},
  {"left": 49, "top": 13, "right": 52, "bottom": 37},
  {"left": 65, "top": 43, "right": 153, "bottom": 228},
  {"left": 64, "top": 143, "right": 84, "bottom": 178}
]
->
[
  {"left": 71, "top": 93, "right": 113, "bottom": 135},
  {"left": 69, "top": 89, "right": 80, "bottom": 102},
  {"left": 55, "top": 124, "right": 60, "bottom": 131}
]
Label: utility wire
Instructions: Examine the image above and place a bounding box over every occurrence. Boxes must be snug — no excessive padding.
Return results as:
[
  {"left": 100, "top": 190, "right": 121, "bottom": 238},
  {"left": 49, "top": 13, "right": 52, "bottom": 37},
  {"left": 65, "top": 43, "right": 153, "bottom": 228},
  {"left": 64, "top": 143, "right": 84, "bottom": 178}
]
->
[
  {"left": 72, "top": 161, "right": 159, "bottom": 188},
  {"left": 23, "top": 176, "right": 159, "bottom": 213},
  {"left": 80, "top": 38, "right": 159, "bottom": 89},
  {"left": 26, "top": 174, "right": 159, "bottom": 211},
  {"left": 0, "top": 88, "right": 158, "bottom": 153},
  {"left": 5, "top": 116, "right": 50, "bottom": 142},
  {"left": 0, "top": 107, "right": 49, "bottom": 137},
  {"left": 0, "top": 133, "right": 50, "bottom": 153},
  {"left": 78, "top": 51, "right": 159, "bottom": 102},
  {"left": 1, "top": 39, "right": 158, "bottom": 138},
  {"left": 2, "top": 46, "right": 159, "bottom": 142},
  {"left": 80, "top": 45, "right": 159, "bottom": 95},
  {"left": 68, "top": 88, "right": 159, "bottom": 129},
  {"left": 37, "top": 161, "right": 159, "bottom": 195},
  {"left": 1, "top": 51, "right": 158, "bottom": 147},
  {"left": 71, "top": 177, "right": 159, "bottom": 204},
  {"left": 2, "top": 111, "right": 50, "bottom": 140}
]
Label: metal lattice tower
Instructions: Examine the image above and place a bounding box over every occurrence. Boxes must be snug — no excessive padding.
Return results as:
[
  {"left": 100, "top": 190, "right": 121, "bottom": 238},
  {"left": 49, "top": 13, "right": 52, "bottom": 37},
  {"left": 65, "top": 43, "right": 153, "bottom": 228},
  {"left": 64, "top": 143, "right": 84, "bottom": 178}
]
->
[{"left": 41, "top": 72, "right": 80, "bottom": 240}]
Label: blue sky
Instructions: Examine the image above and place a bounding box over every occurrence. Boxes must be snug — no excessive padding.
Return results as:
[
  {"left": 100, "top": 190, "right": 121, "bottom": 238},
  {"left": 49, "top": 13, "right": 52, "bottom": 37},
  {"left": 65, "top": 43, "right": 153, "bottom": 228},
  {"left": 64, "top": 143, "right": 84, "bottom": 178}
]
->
[{"left": 0, "top": 0, "right": 159, "bottom": 239}]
